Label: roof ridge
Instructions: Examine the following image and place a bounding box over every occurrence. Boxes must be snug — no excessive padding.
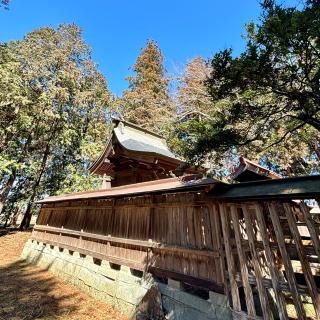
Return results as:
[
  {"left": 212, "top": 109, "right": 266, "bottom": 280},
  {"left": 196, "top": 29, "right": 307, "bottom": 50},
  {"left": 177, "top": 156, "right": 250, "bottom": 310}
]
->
[{"left": 112, "top": 117, "right": 165, "bottom": 140}]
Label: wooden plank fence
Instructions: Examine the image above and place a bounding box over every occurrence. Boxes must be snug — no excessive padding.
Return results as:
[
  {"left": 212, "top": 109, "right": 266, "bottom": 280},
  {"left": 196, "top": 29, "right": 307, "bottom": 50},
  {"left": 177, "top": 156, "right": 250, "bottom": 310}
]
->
[{"left": 30, "top": 191, "right": 320, "bottom": 319}]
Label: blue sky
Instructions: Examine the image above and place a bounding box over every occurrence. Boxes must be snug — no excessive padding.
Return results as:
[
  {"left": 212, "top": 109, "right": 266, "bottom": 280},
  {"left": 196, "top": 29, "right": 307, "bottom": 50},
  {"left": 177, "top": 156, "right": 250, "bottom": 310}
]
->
[{"left": 0, "top": 0, "right": 262, "bottom": 96}]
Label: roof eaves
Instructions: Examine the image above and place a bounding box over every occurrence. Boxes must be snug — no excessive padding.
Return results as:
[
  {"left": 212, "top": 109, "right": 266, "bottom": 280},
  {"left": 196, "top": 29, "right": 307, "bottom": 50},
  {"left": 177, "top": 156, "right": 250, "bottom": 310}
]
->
[{"left": 35, "top": 175, "right": 223, "bottom": 204}]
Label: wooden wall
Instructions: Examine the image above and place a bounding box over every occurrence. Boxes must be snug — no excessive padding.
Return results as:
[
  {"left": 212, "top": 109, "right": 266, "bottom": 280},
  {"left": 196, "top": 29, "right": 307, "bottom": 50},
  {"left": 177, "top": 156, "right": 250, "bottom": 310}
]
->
[{"left": 34, "top": 192, "right": 224, "bottom": 290}]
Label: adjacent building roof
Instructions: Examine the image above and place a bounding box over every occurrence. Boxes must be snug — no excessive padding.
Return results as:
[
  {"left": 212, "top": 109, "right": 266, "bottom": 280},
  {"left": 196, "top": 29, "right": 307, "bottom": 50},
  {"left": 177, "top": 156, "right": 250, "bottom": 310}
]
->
[
  {"left": 209, "top": 174, "right": 320, "bottom": 200},
  {"left": 231, "top": 156, "right": 282, "bottom": 182}
]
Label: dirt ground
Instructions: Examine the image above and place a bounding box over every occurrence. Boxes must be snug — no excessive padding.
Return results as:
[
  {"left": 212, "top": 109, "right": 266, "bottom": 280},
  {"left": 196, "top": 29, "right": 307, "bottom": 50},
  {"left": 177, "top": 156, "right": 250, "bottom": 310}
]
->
[{"left": 0, "top": 230, "right": 127, "bottom": 320}]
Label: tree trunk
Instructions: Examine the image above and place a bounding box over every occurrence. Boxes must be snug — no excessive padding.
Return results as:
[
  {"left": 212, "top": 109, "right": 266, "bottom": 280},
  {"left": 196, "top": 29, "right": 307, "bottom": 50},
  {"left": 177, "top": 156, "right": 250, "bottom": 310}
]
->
[
  {"left": 19, "top": 143, "right": 50, "bottom": 230},
  {"left": 0, "top": 133, "right": 33, "bottom": 215},
  {"left": 0, "top": 172, "right": 16, "bottom": 215},
  {"left": 19, "top": 196, "right": 34, "bottom": 231},
  {"left": 10, "top": 201, "right": 24, "bottom": 227}
]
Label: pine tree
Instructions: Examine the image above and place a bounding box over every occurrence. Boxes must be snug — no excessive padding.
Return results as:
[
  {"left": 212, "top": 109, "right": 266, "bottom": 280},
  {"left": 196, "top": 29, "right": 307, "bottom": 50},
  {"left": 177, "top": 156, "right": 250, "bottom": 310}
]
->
[{"left": 121, "top": 40, "right": 174, "bottom": 132}]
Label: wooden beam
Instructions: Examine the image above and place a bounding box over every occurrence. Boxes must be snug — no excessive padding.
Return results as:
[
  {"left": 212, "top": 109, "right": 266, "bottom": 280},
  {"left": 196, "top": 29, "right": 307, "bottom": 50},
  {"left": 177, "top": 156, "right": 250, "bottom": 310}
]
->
[
  {"left": 232, "top": 272, "right": 317, "bottom": 295},
  {"left": 283, "top": 203, "right": 320, "bottom": 318},
  {"left": 30, "top": 236, "right": 144, "bottom": 271},
  {"left": 268, "top": 202, "right": 306, "bottom": 319},
  {"left": 300, "top": 202, "right": 320, "bottom": 263},
  {"left": 242, "top": 205, "right": 273, "bottom": 319},
  {"left": 30, "top": 236, "right": 225, "bottom": 295},
  {"left": 33, "top": 225, "right": 220, "bottom": 258},
  {"left": 208, "top": 204, "right": 228, "bottom": 292},
  {"left": 254, "top": 203, "right": 289, "bottom": 320},
  {"left": 219, "top": 203, "right": 242, "bottom": 312},
  {"left": 230, "top": 205, "right": 256, "bottom": 318},
  {"left": 149, "top": 267, "right": 225, "bottom": 294}
]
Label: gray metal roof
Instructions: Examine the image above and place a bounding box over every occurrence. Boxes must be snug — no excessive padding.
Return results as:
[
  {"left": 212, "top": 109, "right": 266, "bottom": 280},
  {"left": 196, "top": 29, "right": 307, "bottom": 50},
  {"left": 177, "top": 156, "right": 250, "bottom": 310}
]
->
[
  {"left": 114, "top": 122, "right": 179, "bottom": 160},
  {"left": 88, "top": 119, "right": 183, "bottom": 174}
]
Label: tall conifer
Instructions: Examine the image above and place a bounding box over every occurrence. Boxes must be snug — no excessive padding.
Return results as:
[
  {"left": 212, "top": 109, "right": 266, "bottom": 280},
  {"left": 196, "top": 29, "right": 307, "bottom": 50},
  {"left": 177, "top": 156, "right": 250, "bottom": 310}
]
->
[{"left": 122, "top": 40, "right": 174, "bottom": 132}]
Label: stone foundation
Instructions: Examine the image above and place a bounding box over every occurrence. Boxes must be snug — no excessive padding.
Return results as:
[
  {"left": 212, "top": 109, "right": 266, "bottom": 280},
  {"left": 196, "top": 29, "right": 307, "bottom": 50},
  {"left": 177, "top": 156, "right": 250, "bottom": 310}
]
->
[{"left": 22, "top": 239, "right": 232, "bottom": 320}]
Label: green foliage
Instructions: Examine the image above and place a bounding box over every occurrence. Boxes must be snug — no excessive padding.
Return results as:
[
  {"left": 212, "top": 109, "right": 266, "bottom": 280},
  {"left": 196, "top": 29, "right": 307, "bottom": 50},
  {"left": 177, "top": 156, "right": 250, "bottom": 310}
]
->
[
  {"left": 0, "top": 24, "right": 112, "bottom": 227},
  {"left": 121, "top": 40, "right": 175, "bottom": 133},
  {"left": 171, "top": 0, "right": 320, "bottom": 176},
  {"left": 0, "top": 0, "right": 9, "bottom": 8}
]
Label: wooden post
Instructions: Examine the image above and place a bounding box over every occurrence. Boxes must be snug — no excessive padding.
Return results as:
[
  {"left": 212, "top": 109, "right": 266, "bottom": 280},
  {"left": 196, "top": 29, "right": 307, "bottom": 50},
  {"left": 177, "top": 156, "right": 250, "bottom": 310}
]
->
[
  {"left": 268, "top": 202, "right": 306, "bottom": 319},
  {"left": 101, "top": 174, "right": 111, "bottom": 189},
  {"left": 230, "top": 205, "right": 256, "bottom": 318},
  {"left": 242, "top": 205, "right": 273, "bottom": 320},
  {"left": 254, "top": 203, "right": 289, "bottom": 320},
  {"left": 300, "top": 202, "right": 320, "bottom": 263},
  {"left": 219, "top": 203, "right": 242, "bottom": 312},
  {"left": 209, "top": 204, "right": 229, "bottom": 294},
  {"left": 283, "top": 203, "right": 320, "bottom": 319}
]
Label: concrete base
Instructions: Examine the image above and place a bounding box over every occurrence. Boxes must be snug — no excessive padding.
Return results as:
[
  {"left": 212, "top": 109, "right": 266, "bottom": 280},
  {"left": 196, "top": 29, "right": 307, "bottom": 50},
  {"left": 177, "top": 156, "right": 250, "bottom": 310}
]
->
[{"left": 22, "top": 239, "right": 232, "bottom": 320}]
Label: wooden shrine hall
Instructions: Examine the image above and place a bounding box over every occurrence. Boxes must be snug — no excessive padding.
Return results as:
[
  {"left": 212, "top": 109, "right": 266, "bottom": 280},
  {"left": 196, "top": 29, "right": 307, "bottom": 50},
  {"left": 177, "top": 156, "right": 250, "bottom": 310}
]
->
[
  {"left": 22, "top": 118, "right": 320, "bottom": 320},
  {"left": 88, "top": 118, "right": 199, "bottom": 188}
]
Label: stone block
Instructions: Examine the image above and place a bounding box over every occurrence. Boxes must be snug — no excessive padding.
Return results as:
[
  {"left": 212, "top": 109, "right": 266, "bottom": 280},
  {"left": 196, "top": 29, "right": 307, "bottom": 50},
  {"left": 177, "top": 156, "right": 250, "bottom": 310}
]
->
[
  {"left": 118, "top": 270, "right": 141, "bottom": 285},
  {"left": 167, "top": 279, "right": 181, "bottom": 289},
  {"left": 120, "top": 265, "right": 130, "bottom": 273},
  {"left": 113, "top": 297, "right": 135, "bottom": 315},
  {"left": 158, "top": 282, "right": 232, "bottom": 319},
  {"left": 22, "top": 243, "right": 234, "bottom": 319},
  {"left": 214, "top": 306, "right": 232, "bottom": 320},
  {"left": 209, "top": 291, "right": 228, "bottom": 307},
  {"left": 115, "top": 283, "right": 146, "bottom": 305},
  {"left": 98, "top": 278, "right": 117, "bottom": 296}
]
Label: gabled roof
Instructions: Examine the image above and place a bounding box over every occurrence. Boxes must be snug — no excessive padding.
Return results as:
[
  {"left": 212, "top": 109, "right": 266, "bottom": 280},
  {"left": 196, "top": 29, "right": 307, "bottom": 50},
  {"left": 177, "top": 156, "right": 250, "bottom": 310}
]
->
[
  {"left": 89, "top": 118, "right": 182, "bottom": 175},
  {"left": 231, "top": 156, "right": 282, "bottom": 182},
  {"left": 113, "top": 119, "right": 178, "bottom": 159}
]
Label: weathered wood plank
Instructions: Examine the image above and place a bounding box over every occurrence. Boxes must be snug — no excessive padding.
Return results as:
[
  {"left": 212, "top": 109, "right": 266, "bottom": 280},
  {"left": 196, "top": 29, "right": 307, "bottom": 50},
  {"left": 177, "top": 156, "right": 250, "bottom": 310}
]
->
[
  {"left": 33, "top": 225, "right": 220, "bottom": 258},
  {"left": 209, "top": 203, "right": 227, "bottom": 287},
  {"left": 219, "top": 203, "right": 242, "bottom": 312},
  {"left": 283, "top": 203, "right": 320, "bottom": 319},
  {"left": 231, "top": 272, "right": 318, "bottom": 295},
  {"left": 30, "top": 236, "right": 145, "bottom": 270},
  {"left": 254, "top": 204, "right": 289, "bottom": 320},
  {"left": 148, "top": 266, "right": 225, "bottom": 294},
  {"left": 300, "top": 202, "right": 320, "bottom": 263},
  {"left": 242, "top": 205, "right": 273, "bottom": 320},
  {"left": 268, "top": 202, "right": 306, "bottom": 319},
  {"left": 230, "top": 205, "right": 256, "bottom": 318}
]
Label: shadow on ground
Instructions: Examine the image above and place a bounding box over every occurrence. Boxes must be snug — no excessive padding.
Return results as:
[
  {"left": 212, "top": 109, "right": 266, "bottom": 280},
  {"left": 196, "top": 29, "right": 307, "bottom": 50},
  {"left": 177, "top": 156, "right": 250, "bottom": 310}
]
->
[{"left": 0, "top": 259, "right": 79, "bottom": 320}]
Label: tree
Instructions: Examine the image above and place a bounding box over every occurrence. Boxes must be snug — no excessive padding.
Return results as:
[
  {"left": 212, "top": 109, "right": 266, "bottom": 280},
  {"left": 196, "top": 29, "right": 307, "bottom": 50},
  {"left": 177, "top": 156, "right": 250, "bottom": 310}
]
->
[
  {"left": 121, "top": 40, "right": 174, "bottom": 132},
  {"left": 171, "top": 0, "right": 320, "bottom": 175},
  {"left": 0, "top": 24, "right": 112, "bottom": 229},
  {"left": 176, "top": 56, "right": 211, "bottom": 115},
  {"left": 0, "top": 0, "right": 9, "bottom": 8}
]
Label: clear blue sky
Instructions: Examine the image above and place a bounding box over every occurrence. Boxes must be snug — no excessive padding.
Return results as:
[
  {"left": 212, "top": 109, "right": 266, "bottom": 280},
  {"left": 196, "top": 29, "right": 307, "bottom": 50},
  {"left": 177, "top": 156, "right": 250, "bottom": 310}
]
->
[{"left": 0, "top": 0, "right": 262, "bottom": 96}]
